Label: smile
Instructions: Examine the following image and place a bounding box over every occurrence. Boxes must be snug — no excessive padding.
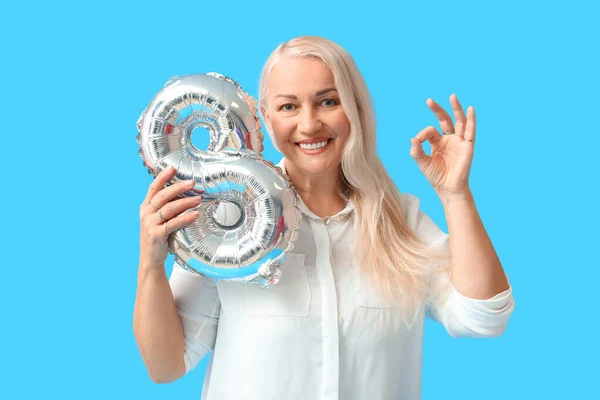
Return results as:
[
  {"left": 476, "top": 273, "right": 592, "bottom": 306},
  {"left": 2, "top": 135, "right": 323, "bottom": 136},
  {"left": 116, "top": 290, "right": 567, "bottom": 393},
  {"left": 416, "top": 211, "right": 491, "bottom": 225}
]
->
[{"left": 295, "top": 138, "right": 333, "bottom": 155}]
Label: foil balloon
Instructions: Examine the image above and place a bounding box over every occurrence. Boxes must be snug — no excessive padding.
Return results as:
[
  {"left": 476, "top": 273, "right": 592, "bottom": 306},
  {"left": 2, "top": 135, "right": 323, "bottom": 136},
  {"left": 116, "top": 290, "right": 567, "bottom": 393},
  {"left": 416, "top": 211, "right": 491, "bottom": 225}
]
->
[{"left": 136, "top": 73, "right": 301, "bottom": 287}]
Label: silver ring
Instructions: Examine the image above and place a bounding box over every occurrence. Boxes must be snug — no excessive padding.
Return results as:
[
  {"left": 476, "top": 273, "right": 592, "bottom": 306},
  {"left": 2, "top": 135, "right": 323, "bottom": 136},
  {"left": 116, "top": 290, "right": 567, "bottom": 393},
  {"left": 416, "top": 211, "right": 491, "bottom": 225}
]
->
[
  {"left": 463, "top": 138, "right": 475, "bottom": 143},
  {"left": 164, "top": 221, "right": 170, "bottom": 235},
  {"left": 148, "top": 199, "right": 157, "bottom": 210},
  {"left": 443, "top": 129, "right": 455, "bottom": 135},
  {"left": 157, "top": 209, "right": 167, "bottom": 222}
]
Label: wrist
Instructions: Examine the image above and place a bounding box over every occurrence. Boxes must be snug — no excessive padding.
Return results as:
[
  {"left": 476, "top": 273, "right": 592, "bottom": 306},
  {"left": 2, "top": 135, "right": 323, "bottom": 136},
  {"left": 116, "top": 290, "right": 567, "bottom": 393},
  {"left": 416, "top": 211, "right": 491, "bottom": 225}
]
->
[
  {"left": 139, "top": 257, "right": 165, "bottom": 273},
  {"left": 438, "top": 188, "right": 474, "bottom": 207}
]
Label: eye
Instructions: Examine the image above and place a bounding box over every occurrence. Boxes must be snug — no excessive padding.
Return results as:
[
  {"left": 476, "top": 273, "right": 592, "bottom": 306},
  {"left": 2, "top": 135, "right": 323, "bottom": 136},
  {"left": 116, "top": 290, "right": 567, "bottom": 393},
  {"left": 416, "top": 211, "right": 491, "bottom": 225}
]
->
[
  {"left": 278, "top": 103, "right": 296, "bottom": 112},
  {"left": 321, "top": 98, "right": 338, "bottom": 107}
]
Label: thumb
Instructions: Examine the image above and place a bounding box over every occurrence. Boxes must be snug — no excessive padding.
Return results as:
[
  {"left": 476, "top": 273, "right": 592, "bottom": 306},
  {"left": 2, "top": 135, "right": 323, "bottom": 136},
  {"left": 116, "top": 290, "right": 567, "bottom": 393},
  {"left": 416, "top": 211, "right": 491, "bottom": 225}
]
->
[{"left": 409, "top": 138, "right": 428, "bottom": 168}]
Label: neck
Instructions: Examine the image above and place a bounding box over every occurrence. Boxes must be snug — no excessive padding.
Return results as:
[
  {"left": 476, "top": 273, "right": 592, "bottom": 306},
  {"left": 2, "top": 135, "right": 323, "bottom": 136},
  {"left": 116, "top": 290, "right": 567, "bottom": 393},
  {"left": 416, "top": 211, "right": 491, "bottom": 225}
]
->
[{"left": 284, "top": 160, "right": 347, "bottom": 219}]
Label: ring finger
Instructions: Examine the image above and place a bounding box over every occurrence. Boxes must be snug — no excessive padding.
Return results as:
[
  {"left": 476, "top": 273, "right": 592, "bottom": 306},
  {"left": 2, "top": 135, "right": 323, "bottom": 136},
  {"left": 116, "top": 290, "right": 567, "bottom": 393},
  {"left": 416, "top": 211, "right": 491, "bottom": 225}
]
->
[
  {"left": 161, "top": 208, "right": 200, "bottom": 238},
  {"left": 155, "top": 195, "right": 203, "bottom": 223}
]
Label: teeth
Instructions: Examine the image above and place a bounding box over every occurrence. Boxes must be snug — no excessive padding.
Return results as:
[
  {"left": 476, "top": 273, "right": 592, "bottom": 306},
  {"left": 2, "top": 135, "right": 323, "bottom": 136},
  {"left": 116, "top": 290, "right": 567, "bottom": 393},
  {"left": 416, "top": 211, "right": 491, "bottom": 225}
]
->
[{"left": 299, "top": 140, "right": 328, "bottom": 150}]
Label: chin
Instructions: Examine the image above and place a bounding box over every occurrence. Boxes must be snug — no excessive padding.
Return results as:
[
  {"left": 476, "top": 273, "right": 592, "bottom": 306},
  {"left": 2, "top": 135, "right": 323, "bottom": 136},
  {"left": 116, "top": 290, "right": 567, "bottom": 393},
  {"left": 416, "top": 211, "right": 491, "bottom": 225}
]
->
[{"left": 291, "top": 154, "right": 341, "bottom": 176}]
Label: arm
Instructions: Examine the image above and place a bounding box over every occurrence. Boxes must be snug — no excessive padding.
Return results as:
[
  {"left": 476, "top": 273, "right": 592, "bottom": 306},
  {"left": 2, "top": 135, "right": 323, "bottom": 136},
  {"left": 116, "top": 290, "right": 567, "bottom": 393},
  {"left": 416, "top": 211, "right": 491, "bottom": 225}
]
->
[
  {"left": 404, "top": 193, "right": 514, "bottom": 337},
  {"left": 441, "top": 190, "right": 509, "bottom": 299},
  {"left": 133, "top": 262, "right": 186, "bottom": 383},
  {"left": 134, "top": 260, "right": 221, "bottom": 383},
  {"left": 134, "top": 264, "right": 221, "bottom": 383},
  {"left": 407, "top": 95, "right": 515, "bottom": 336},
  {"left": 133, "top": 166, "right": 207, "bottom": 383}
]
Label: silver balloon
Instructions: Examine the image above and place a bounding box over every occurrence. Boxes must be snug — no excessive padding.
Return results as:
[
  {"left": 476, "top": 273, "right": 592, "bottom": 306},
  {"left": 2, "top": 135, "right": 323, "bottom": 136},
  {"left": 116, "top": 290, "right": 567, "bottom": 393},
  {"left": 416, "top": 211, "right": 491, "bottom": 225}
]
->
[{"left": 136, "top": 73, "right": 301, "bottom": 287}]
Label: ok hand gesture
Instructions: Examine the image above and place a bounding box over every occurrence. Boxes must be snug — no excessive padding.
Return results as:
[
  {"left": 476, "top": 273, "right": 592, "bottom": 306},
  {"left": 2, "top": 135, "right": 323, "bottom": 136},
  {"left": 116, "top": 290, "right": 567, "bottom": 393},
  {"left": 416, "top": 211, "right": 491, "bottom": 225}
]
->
[{"left": 410, "top": 94, "right": 476, "bottom": 200}]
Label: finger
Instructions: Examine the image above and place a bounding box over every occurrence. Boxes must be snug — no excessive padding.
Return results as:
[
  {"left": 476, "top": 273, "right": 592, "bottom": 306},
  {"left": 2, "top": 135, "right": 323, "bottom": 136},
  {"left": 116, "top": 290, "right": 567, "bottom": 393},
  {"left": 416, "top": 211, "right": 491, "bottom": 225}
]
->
[
  {"left": 415, "top": 125, "right": 443, "bottom": 146},
  {"left": 151, "top": 179, "right": 196, "bottom": 210},
  {"left": 144, "top": 166, "right": 176, "bottom": 203},
  {"left": 157, "top": 195, "right": 203, "bottom": 222},
  {"left": 464, "top": 106, "right": 476, "bottom": 142},
  {"left": 410, "top": 138, "right": 429, "bottom": 168},
  {"left": 450, "top": 94, "right": 467, "bottom": 136},
  {"left": 426, "top": 98, "right": 455, "bottom": 135},
  {"left": 160, "top": 210, "right": 200, "bottom": 237}
]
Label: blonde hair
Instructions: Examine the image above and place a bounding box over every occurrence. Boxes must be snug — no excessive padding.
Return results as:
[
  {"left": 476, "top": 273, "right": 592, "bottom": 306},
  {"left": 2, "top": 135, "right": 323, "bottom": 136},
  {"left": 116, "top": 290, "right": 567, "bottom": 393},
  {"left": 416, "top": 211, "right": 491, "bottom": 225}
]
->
[{"left": 259, "top": 36, "right": 450, "bottom": 326}]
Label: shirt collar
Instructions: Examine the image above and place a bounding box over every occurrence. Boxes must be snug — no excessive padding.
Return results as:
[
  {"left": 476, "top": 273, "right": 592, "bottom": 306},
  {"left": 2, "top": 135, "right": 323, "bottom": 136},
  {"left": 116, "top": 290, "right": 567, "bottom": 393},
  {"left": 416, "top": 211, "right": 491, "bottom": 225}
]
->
[{"left": 276, "top": 158, "right": 355, "bottom": 223}]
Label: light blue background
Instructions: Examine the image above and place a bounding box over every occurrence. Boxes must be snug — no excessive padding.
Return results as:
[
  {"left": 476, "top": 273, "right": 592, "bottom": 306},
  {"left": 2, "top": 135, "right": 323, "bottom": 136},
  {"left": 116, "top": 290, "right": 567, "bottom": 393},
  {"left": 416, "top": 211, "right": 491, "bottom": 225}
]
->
[{"left": 1, "top": 0, "right": 598, "bottom": 398}]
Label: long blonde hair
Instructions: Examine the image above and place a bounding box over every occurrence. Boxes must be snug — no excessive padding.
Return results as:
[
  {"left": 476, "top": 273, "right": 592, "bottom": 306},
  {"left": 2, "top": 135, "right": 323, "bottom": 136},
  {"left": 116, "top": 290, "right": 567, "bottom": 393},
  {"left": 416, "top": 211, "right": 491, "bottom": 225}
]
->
[{"left": 259, "top": 36, "right": 450, "bottom": 326}]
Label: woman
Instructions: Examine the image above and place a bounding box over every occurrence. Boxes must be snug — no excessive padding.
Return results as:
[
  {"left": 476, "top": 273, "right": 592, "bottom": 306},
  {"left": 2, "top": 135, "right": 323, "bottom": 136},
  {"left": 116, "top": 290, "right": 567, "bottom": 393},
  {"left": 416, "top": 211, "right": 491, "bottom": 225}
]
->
[{"left": 133, "top": 36, "right": 514, "bottom": 400}]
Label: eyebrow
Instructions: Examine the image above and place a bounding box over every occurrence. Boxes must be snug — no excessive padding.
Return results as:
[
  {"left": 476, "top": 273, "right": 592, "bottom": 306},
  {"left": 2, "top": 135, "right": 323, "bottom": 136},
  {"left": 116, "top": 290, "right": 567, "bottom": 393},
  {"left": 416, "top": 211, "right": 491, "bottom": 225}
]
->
[{"left": 274, "top": 87, "right": 337, "bottom": 100}]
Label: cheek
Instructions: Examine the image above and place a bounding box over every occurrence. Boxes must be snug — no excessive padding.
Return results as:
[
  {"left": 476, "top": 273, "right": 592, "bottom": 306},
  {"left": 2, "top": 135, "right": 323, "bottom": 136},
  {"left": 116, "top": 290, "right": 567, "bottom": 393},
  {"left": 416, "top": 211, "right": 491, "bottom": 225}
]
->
[
  {"left": 270, "top": 117, "right": 295, "bottom": 143},
  {"left": 332, "top": 114, "right": 351, "bottom": 141}
]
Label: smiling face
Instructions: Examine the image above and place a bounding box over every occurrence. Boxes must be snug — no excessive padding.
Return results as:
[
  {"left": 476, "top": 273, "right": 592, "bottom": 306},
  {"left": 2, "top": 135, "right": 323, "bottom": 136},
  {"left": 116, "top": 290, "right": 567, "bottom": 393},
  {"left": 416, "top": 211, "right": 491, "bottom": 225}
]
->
[{"left": 261, "top": 56, "right": 351, "bottom": 178}]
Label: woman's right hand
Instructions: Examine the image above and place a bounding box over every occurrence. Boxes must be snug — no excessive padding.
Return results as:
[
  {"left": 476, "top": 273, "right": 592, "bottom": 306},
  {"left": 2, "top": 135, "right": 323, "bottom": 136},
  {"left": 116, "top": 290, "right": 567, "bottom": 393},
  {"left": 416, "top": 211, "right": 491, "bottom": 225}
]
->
[{"left": 139, "top": 166, "right": 202, "bottom": 268}]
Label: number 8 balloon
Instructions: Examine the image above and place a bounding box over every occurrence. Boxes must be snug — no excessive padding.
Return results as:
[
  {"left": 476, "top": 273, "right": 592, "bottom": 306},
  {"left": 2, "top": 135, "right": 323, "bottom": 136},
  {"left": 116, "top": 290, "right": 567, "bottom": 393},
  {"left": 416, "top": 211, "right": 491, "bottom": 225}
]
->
[{"left": 136, "top": 73, "right": 302, "bottom": 287}]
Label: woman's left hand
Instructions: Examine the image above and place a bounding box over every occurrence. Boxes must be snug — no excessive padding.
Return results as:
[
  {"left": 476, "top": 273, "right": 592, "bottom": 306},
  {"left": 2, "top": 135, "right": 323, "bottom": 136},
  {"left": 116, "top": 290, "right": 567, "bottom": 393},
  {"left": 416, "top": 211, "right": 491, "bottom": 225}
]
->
[{"left": 410, "top": 94, "right": 476, "bottom": 200}]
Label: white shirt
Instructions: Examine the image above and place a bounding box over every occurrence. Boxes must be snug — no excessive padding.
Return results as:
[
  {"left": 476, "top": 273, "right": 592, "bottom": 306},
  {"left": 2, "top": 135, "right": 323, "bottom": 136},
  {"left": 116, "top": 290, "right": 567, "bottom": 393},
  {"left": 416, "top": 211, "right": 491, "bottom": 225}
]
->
[{"left": 168, "top": 159, "right": 515, "bottom": 400}]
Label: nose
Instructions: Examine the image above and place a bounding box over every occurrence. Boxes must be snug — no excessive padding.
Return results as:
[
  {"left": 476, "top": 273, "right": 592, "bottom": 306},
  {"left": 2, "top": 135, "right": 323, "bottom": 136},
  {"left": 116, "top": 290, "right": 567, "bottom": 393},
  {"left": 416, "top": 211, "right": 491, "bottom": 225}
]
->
[{"left": 297, "top": 107, "right": 323, "bottom": 135}]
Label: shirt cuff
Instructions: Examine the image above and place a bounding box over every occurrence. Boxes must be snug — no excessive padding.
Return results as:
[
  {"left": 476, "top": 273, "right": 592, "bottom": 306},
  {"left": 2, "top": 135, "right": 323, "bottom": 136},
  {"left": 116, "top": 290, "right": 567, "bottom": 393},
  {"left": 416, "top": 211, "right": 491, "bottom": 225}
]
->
[{"left": 449, "top": 276, "right": 515, "bottom": 335}]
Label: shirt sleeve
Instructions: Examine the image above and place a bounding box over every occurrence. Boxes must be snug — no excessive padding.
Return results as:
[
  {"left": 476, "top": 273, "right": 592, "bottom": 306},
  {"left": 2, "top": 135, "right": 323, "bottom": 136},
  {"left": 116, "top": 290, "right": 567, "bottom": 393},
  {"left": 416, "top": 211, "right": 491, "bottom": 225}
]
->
[
  {"left": 401, "top": 193, "right": 515, "bottom": 338},
  {"left": 168, "top": 263, "right": 221, "bottom": 373}
]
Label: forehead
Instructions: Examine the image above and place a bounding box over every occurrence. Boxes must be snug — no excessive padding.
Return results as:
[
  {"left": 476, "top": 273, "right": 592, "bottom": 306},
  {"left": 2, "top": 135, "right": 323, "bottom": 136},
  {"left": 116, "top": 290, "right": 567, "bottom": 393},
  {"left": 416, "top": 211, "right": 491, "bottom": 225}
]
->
[{"left": 268, "top": 56, "right": 335, "bottom": 95}]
